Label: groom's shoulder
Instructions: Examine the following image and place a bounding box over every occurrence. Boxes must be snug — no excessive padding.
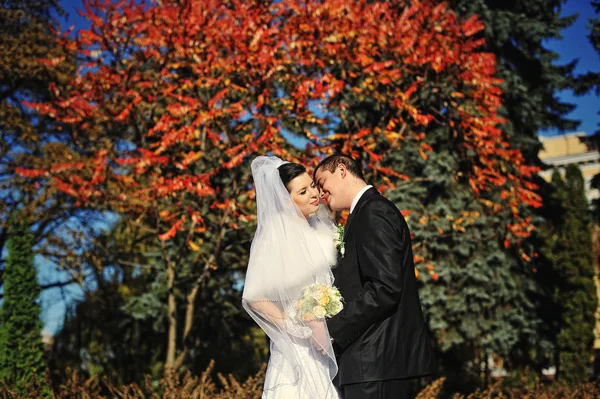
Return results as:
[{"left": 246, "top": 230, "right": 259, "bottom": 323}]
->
[
  {"left": 357, "top": 195, "right": 409, "bottom": 235},
  {"left": 362, "top": 190, "right": 400, "bottom": 216}
]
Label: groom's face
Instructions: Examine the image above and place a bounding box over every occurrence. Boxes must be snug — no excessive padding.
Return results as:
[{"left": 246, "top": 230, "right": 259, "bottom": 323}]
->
[{"left": 315, "top": 166, "right": 348, "bottom": 211}]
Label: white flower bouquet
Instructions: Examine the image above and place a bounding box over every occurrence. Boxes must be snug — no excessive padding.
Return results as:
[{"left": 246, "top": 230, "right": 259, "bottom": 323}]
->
[{"left": 295, "top": 284, "right": 344, "bottom": 322}]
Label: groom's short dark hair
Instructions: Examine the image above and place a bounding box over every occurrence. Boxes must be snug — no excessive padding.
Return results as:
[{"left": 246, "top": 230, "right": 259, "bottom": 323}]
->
[{"left": 314, "top": 154, "right": 365, "bottom": 181}]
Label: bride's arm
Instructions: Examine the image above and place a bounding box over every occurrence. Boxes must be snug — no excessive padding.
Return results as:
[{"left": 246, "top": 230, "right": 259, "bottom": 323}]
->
[
  {"left": 245, "top": 299, "right": 312, "bottom": 339},
  {"left": 246, "top": 300, "right": 286, "bottom": 328}
]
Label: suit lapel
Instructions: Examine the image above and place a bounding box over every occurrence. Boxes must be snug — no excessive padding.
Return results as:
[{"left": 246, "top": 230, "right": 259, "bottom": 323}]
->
[{"left": 343, "top": 187, "right": 378, "bottom": 239}]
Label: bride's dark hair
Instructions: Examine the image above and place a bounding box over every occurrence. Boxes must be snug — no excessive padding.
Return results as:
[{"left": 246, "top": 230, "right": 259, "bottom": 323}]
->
[{"left": 278, "top": 162, "right": 306, "bottom": 191}]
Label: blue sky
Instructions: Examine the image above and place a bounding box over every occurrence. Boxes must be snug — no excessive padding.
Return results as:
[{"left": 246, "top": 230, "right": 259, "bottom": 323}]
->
[
  {"left": 543, "top": 0, "right": 600, "bottom": 135},
  {"left": 36, "top": 0, "right": 600, "bottom": 334}
]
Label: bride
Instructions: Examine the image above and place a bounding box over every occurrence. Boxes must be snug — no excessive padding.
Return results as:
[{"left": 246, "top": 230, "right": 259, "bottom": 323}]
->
[{"left": 242, "top": 156, "right": 341, "bottom": 399}]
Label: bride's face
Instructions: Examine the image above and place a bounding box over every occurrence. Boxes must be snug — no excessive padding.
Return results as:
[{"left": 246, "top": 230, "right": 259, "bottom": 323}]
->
[{"left": 287, "top": 172, "right": 320, "bottom": 219}]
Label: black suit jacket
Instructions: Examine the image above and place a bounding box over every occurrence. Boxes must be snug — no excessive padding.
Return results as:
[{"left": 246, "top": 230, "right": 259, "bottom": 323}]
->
[{"left": 327, "top": 188, "right": 437, "bottom": 386}]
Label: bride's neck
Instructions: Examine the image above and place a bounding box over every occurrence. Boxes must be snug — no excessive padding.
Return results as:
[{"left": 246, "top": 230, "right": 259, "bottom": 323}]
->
[{"left": 299, "top": 213, "right": 310, "bottom": 224}]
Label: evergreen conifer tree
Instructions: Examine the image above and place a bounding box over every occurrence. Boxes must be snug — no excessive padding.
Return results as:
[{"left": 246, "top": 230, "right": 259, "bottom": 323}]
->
[
  {"left": 554, "top": 165, "right": 597, "bottom": 384},
  {"left": 429, "top": 0, "right": 584, "bottom": 379},
  {"left": 539, "top": 167, "right": 596, "bottom": 385},
  {"left": 0, "top": 213, "right": 48, "bottom": 394}
]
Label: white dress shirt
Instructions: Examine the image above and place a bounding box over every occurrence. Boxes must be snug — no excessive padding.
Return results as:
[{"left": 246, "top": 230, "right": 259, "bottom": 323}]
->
[{"left": 350, "top": 185, "right": 373, "bottom": 214}]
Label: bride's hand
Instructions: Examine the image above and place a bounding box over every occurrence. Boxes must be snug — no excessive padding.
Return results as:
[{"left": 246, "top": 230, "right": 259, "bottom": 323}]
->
[
  {"left": 306, "top": 321, "right": 330, "bottom": 355},
  {"left": 309, "top": 336, "right": 328, "bottom": 355}
]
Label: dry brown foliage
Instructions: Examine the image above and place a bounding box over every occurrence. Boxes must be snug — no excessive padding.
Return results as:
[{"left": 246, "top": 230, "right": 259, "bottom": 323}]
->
[
  {"left": 0, "top": 361, "right": 266, "bottom": 399},
  {"left": 2, "top": 370, "right": 600, "bottom": 398}
]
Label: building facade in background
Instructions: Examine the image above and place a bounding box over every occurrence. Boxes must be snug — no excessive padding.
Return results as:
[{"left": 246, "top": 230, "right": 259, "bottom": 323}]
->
[{"left": 539, "top": 132, "right": 600, "bottom": 202}]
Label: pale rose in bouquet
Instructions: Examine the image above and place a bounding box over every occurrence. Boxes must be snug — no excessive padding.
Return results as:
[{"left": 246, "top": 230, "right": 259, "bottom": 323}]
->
[{"left": 295, "top": 284, "right": 343, "bottom": 322}]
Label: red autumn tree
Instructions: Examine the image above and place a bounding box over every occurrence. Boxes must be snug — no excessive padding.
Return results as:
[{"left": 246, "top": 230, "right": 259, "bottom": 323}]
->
[{"left": 19, "top": 0, "right": 540, "bottom": 368}]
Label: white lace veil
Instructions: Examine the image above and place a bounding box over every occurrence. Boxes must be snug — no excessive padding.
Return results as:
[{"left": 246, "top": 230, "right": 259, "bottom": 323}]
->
[{"left": 242, "top": 156, "right": 338, "bottom": 396}]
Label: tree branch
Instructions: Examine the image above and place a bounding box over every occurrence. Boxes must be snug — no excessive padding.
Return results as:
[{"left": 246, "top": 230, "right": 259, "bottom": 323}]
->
[{"left": 0, "top": 277, "right": 80, "bottom": 299}]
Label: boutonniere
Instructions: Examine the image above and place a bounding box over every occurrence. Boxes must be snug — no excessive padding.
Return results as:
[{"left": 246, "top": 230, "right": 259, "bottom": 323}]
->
[{"left": 334, "top": 223, "right": 345, "bottom": 258}]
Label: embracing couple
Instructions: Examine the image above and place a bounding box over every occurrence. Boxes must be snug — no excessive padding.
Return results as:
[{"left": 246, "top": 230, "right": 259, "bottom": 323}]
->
[{"left": 242, "top": 154, "right": 437, "bottom": 399}]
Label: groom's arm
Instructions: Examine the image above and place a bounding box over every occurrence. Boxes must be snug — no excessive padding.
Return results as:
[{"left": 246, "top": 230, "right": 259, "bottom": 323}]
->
[{"left": 327, "top": 199, "right": 409, "bottom": 350}]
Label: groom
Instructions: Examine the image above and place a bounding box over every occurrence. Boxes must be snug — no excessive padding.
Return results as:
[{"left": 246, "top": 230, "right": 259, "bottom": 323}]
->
[{"left": 315, "top": 154, "right": 437, "bottom": 399}]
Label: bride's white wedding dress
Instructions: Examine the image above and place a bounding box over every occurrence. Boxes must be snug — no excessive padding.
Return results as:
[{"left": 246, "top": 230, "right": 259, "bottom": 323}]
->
[
  {"left": 263, "top": 341, "right": 340, "bottom": 399},
  {"left": 262, "top": 305, "right": 340, "bottom": 399}
]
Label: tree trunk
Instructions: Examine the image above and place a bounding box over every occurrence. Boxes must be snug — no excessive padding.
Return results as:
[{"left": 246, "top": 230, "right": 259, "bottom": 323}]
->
[
  {"left": 174, "top": 256, "right": 214, "bottom": 369},
  {"left": 164, "top": 243, "right": 177, "bottom": 368},
  {"left": 172, "top": 206, "right": 230, "bottom": 369}
]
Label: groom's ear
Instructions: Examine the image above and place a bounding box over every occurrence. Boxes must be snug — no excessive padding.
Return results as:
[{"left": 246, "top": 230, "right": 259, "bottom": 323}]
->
[{"left": 338, "top": 163, "right": 347, "bottom": 179}]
